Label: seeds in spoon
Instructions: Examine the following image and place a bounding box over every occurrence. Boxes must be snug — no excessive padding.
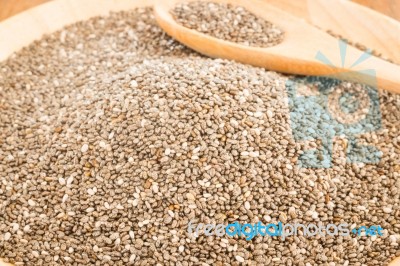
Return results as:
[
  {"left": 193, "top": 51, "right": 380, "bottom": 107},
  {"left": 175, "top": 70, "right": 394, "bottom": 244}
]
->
[{"left": 171, "top": 1, "right": 285, "bottom": 47}]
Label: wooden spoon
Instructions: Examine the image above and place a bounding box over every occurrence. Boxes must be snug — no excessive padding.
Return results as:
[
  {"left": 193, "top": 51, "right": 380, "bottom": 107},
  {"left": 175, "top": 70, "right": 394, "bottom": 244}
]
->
[
  {"left": 263, "top": 0, "right": 400, "bottom": 64},
  {"left": 154, "top": 0, "right": 400, "bottom": 94}
]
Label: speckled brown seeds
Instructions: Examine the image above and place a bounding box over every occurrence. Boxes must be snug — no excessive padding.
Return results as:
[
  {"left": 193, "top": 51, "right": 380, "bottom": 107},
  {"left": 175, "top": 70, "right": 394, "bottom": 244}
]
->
[
  {"left": 0, "top": 6, "right": 399, "bottom": 266},
  {"left": 172, "top": 1, "right": 284, "bottom": 47}
]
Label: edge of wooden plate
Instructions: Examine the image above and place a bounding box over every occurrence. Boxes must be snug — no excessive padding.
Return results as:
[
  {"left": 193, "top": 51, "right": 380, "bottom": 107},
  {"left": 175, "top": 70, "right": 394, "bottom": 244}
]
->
[{"left": 0, "top": 0, "right": 156, "bottom": 62}]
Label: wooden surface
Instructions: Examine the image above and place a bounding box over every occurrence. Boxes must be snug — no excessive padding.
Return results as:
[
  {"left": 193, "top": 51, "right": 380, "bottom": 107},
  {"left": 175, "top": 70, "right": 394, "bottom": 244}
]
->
[
  {"left": 262, "top": 0, "right": 400, "bottom": 64},
  {"left": 353, "top": 0, "right": 400, "bottom": 20},
  {"left": 0, "top": 0, "right": 50, "bottom": 21},
  {"left": 1, "top": 0, "right": 400, "bottom": 21}
]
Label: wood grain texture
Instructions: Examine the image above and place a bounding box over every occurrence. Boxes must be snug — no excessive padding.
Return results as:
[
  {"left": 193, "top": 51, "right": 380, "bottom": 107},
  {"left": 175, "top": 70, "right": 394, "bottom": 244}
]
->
[
  {"left": 353, "top": 0, "right": 400, "bottom": 21},
  {"left": 0, "top": 0, "right": 50, "bottom": 21},
  {"left": 0, "top": 0, "right": 399, "bottom": 21},
  {"left": 261, "top": 0, "right": 400, "bottom": 65}
]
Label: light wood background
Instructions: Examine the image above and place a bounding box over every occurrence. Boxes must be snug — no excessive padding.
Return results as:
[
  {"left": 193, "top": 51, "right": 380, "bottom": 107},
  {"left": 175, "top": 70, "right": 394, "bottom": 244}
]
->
[
  {"left": 0, "top": 0, "right": 50, "bottom": 21},
  {"left": 1, "top": 0, "right": 400, "bottom": 21},
  {"left": 353, "top": 0, "right": 400, "bottom": 20}
]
